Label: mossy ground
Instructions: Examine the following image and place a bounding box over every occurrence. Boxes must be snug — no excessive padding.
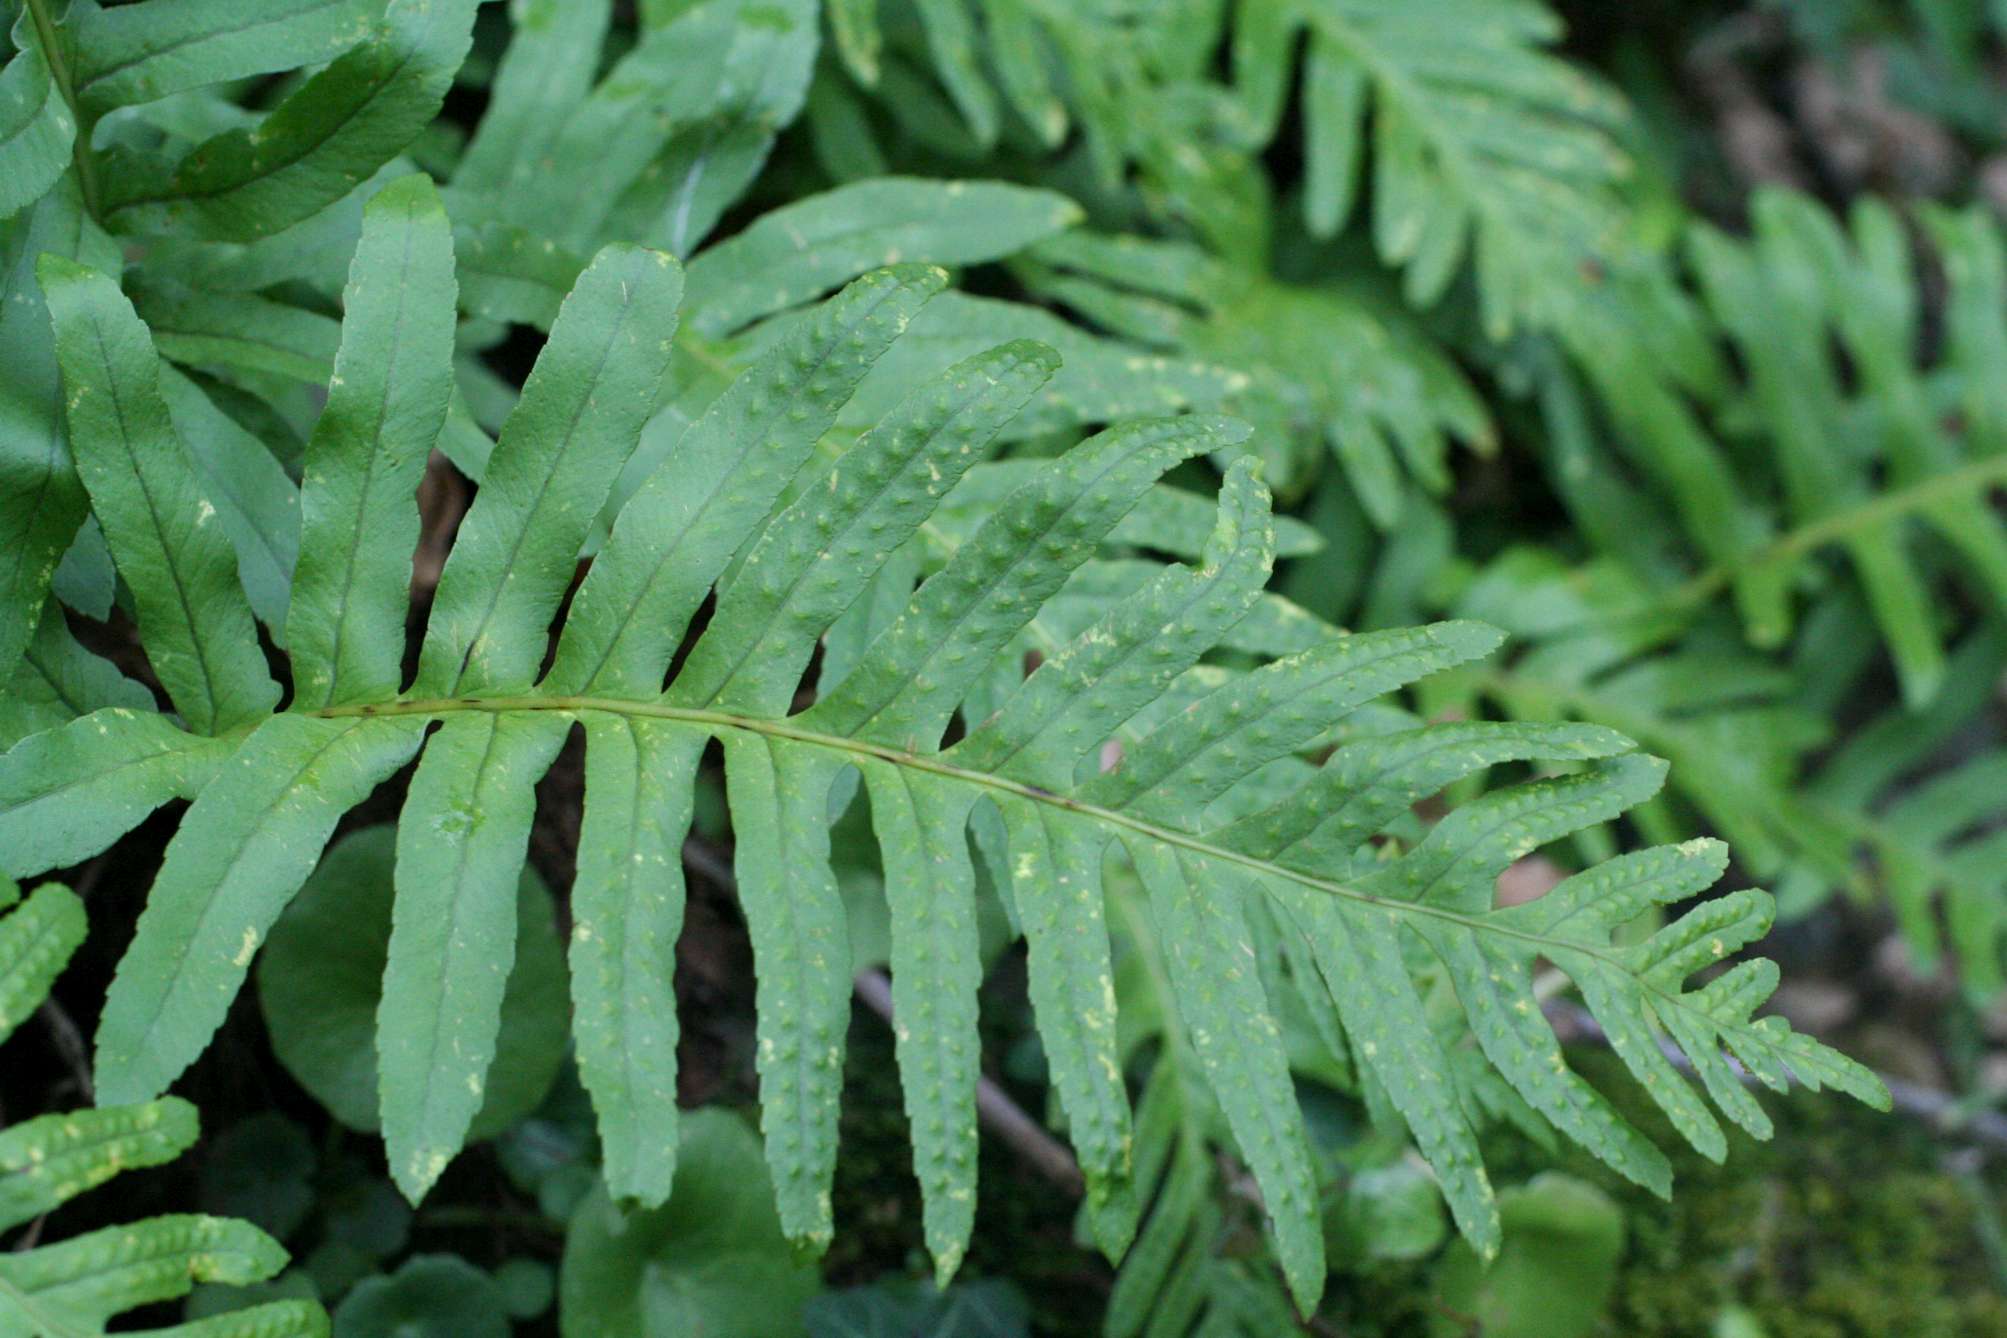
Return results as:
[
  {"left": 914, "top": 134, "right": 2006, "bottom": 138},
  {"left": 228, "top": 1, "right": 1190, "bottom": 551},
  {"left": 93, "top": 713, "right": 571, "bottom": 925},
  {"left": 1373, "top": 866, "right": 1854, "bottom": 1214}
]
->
[{"left": 834, "top": 1024, "right": 2007, "bottom": 1336}]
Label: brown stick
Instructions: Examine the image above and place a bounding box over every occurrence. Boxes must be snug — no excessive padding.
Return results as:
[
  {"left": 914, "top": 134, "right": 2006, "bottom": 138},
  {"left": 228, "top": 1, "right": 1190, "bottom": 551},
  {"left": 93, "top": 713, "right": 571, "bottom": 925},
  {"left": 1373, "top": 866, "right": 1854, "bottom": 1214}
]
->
[
  {"left": 853, "top": 967, "right": 1085, "bottom": 1196},
  {"left": 1543, "top": 998, "right": 2007, "bottom": 1152}
]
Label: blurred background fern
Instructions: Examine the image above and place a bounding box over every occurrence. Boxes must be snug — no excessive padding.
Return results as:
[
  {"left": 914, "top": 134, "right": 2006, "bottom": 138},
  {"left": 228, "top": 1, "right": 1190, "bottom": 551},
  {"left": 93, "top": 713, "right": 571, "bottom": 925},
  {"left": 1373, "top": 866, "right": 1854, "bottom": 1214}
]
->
[{"left": 4, "top": 0, "right": 2007, "bottom": 1334}]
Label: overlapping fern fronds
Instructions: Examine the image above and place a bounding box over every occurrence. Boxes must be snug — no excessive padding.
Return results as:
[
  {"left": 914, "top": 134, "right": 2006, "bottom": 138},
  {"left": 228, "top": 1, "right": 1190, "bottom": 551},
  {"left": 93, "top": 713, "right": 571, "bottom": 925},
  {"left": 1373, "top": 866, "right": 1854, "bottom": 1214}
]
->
[
  {"left": 1014, "top": 227, "right": 1495, "bottom": 519},
  {"left": 0, "top": 872, "right": 326, "bottom": 1337},
  {"left": 820, "top": 0, "right": 1633, "bottom": 333},
  {"left": 1535, "top": 193, "right": 2007, "bottom": 710},
  {"left": 0, "top": 167, "right": 1885, "bottom": 1315}
]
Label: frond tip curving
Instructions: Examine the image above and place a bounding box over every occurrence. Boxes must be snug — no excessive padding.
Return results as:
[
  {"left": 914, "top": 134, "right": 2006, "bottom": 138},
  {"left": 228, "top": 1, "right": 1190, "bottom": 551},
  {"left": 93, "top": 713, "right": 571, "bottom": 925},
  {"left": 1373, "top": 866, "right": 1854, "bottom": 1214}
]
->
[{"left": 0, "top": 189, "right": 1887, "bottom": 1315}]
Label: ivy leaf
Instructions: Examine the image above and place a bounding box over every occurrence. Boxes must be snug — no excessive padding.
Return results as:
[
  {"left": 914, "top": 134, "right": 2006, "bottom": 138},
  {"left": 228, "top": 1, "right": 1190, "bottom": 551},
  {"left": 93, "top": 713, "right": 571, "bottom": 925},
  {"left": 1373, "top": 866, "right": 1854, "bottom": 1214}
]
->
[{"left": 557, "top": 1111, "right": 820, "bottom": 1338}]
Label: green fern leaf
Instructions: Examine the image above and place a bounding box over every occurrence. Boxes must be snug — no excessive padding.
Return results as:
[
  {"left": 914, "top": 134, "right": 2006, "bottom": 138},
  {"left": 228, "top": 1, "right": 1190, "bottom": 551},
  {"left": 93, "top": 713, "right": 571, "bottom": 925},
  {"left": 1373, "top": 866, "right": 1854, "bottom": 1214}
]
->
[
  {"left": 102, "top": 0, "right": 478, "bottom": 241},
  {"left": 0, "top": 183, "right": 119, "bottom": 684},
  {"left": 37, "top": 256, "right": 278, "bottom": 734},
  {"left": 681, "top": 177, "right": 1082, "bottom": 338},
  {"left": 436, "top": 0, "right": 820, "bottom": 265},
  {"left": 1242, "top": 0, "right": 1630, "bottom": 332},
  {"left": 4, "top": 220, "right": 1886, "bottom": 1312},
  {"left": 380, "top": 710, "right": 568, "bottom": 1201},
  {"left": 0, "top": 599, "right": 153, "bottom": 750},
  {"left": 0, "top": 884, "right": 325, "bottom": 1337},
  {"left": 0, "top": 880, "right": 84, "bottom": 1042},
  {"left": 0, "top": 1096, "right": 197, "bottom": 1231},
  {"left": 0, "top": 8, "right": 76, "bottom": 223},
  {"left": 65, "top": 0, "right": 385, "bottom": 117},
  {"left": 1683, "top": 192, "right": 2007, "bottom": 707},
  {"left": 1014, "top": 227, "right": 1496, "bottom": 515},
  {"left": 287, "top": 172, "right": 457, "bottom": 709}
]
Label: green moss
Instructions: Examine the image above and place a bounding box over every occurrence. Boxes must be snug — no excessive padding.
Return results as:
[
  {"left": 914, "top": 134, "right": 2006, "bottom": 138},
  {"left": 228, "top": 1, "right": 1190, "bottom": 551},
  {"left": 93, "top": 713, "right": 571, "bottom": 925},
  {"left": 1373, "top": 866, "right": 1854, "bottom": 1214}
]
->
[{"left": 1577, "top": 1049, "right": 2007, "bottom": 1338}]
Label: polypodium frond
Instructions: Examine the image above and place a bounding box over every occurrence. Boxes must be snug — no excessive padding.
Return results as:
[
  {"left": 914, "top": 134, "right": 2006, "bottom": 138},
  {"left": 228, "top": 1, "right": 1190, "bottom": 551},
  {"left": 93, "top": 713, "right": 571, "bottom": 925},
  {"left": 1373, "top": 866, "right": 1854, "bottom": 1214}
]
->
[
  {"left": 1682, "top": 192, "right": 2007, "bottom": 708},
  {"left": 821, "top": 0, "right": 1633, "bottom": 334},
  {"left": 1014, "top": 228, "right": 1495, "bottom": 519},
  {"left": 1230, "top": 0, "right": 1633, "bottom": 334},
  {"left": 0, "top": 176, "right": 1883, "bottom": 1315},
  {"left": 1536, "top": 193, "right": 2007, "bottom": 711}
]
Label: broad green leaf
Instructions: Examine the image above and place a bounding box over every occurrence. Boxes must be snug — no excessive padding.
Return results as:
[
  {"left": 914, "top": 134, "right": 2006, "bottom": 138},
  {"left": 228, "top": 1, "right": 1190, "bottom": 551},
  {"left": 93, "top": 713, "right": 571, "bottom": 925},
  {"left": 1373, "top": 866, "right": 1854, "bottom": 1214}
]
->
[
  {"left": 380, "top": 710, "right": 568, "bottom": 1202},
  {"left": 289, "top": 173, "right": 457, "bottom": 709},
  {"left": 332, "top": 1254, "right": 508, "bottom": 1338},
  {"left": 198, "top": 1114, "right": 317, "bottom": 1242},
  {"left": 415, "top": 244, "right": 683, "bottom": 696},
  {"left": 94, "top": 714, "right": 427, "bottom": 1105},
  {"left": 682, "top": 178, "right": 1083, "bottom": 336},
  {"left": 557, "top": 1111, "right": 819, "bottom": 1338},
  {"left": 255, "top": 824, "right": 569, "bottom": 1141},
  {"left": 39, "top": 255, "right": 279, "bottom": 735},
  {"left": 1429, "top": 1174, "right": 1625, "bottom": 1338}
]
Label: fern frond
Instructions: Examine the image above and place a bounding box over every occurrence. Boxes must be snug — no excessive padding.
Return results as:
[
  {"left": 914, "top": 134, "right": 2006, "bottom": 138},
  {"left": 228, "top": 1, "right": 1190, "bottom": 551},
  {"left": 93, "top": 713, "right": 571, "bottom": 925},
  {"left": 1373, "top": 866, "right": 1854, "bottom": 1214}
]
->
[
  {"left": 0, "top": 877, "right": 325, "bottom": 1337},
  {"left": 1016, "top": 227, "right": 1494, "bottom": 517},
  {"left": 1, "top": 196, "right": 1885, "bottom": 1314},
  {"left": 0, "top": 598, "right": 152, "bottom": 752},
  {"left": 450, "top": 0, "right": 816, "bottom": 259},
  {"left": 1780, "top": 621, "right": 2007, "bottom": 999},
  {"left": 0, "top": 182, "right": 119, "bottom": 687},
  {"left": 0, "top": 7, "right": 75, "bottom": 224},
  {"left": 99, "top": 0, "right": 479, "bottom": 242},
  {"left": 824, "top": 0, "right": 1631, "bottom": 333},
  {"left": 1681, "top": 193, "right": 2007, "bottom": 706},
  {"left": 1439, "top": 551, "right": 1833, "bottom": 879},
  {"left": 1542, "top": 194, "right": 2007, "bottom": 709},
  {"left": 1235, "top": 0, "right": 1632, "bottom": 333}
]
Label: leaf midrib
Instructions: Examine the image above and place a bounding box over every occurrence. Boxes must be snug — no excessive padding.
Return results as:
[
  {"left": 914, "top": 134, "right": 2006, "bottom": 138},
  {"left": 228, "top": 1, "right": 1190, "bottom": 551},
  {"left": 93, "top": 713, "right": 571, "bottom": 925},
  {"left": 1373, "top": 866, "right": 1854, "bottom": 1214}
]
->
[
  {"left": 310, "top": 691, "right": 1631, "bottom": 966},
  {"left": 84, "top": 318, "right": 222, "bottom": 733},
  {"left": 73, "top": 0, "right": 367, "bottom": 103},
  {"left": 312, "top": 207, "right": 424, "bottom": 709}
]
